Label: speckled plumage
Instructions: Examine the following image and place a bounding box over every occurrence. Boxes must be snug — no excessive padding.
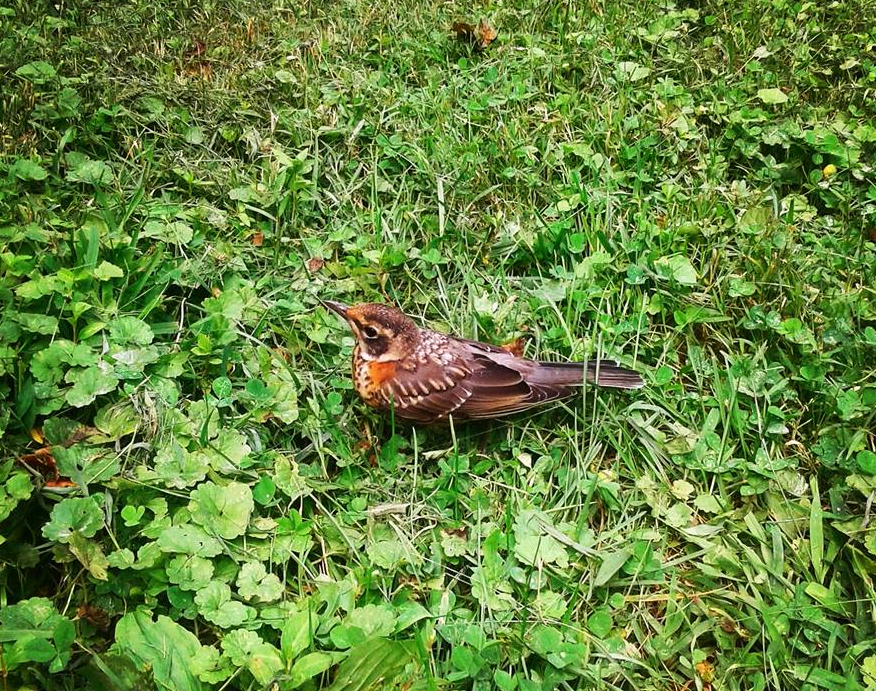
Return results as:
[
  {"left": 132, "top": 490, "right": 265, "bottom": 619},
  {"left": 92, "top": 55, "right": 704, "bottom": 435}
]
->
[{"left": 325, "top": 300, "right": 644, "bottom": 423}]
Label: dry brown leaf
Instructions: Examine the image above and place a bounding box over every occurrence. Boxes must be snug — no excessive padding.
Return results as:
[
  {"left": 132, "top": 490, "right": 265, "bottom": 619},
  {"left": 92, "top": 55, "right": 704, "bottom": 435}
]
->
[
  {"left": 77, "top": 604, "right": 111, "bottom": 630},
  {"left": 184, "top": 39, "right": 207, "bottom": 58},
  {"left": 18, "top": 446, "right": 59, "bottom": 482},
  {"left": 452, "top": 18, "right": 498, "bottom": 50},
  {"left": 251, "top": 231, "right": 264, "bottom": 246},
  {"left": 695, "top": 660, "right": 715, "bottom": 684},
  {"left": 306, "top": 258, "right": 324, "bottom": 273},
  {"left": 476, "top": 18, "right": 498, "bottom": 49}
]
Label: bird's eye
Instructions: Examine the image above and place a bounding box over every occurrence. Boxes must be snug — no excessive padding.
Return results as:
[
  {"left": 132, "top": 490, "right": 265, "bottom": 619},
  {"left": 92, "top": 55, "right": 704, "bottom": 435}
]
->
[{"left": 361, "top": 325, "right": 380, "bottom": 340}]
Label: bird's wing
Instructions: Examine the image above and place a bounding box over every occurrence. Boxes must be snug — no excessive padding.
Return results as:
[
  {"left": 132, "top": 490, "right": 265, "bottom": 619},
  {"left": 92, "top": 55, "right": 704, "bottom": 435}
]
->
[
  {"left": 454, "top": 343, "right": 572, "bottom": 419},
  {"left": 381, "top": 339, "right": 572, "bottom": 422},
  {"left": 378, "top": 353, "right": 478, "bottom": 422}
]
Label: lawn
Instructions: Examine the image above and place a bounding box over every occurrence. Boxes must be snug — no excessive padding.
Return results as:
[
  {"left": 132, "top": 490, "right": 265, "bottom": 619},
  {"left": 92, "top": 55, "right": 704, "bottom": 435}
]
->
[{"left": 2, "top": 0, "right": 876, "bottom": 689}]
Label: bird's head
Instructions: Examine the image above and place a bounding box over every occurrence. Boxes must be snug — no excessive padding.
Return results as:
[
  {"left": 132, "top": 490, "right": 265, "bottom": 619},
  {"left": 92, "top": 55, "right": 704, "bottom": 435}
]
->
[{"left": 323, "top": 300, "right": 419, "bottom": 362}]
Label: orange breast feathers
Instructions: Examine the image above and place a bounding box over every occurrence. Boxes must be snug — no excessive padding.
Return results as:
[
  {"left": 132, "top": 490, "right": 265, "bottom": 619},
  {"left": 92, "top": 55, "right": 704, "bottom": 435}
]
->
[
  {"left": 366, "top": 360, "right": 397, "bottom": 387},
  {"left": 353, "top": 352, "right": 398, "bottom": 405}
]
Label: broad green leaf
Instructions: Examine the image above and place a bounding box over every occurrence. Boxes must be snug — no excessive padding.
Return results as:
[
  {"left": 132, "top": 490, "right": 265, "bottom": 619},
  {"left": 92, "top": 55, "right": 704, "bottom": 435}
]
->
[
  {"left": 67, "top": 532, "right": 109, "bottom": 580},
  {"left": 64, "top": 366, "right": 119, "bottom": 407},
  {"left": 212, "top": 376, "right": 233, "bottom": 399},
  {"left": 654, "top": 255, "right": 697, "bottom": 285},
  {"left": 665, "top": 502, "right": 693, "bottom": 528},
  {"left": 107, "top": 548, "right": 136, "bottom": 569},
  {"left": 67, "top": 158, "right": 114, "bottom": 185},
  {"left": 441, "top": 529, "right": 468, "bottom": 557},
  {"left": 32, "top": 340, "right": 97, "bottom": 383},
  {"left": 109, "top": 316, "right": 154, "bottom": 346},
  {"left": 252, "top": 476, "right": 276, "bottom": 505},
  {"left": 531, "top": 279, "right": 566, "bottom": 303},
  {"left": 863, "top": 655, "right": 876, "bottom": 689},
  {"left": 264, "top": 372, "right": 299, "bottom": 423},
  {"left": 91, "top": 260, "right": 124, "bottom": 281},
  {"left": 220, "top": 629, "right": 283, "bottom": 685},
  {"left": 54, "top": 444, "right": 120, "bottom": 485},
  {"left": 470, "top": 564, "right": 515, "bottom": 611},
  {"left": 113, "top": 611, "right": 203, "bottom": 691},
  {"left": 157, "top": 524, "right": 223, "bottom": 557},
  {"left": 273, "top": 456, "right": 308, "bottom": 499},
  {"left": 142, "top": 220, "right": 194, "bottom": 245},
  {"left": 494, "top": 670, "right": 516, "bottom": 691},
  {"left": 593, "top": 549, "right": 632, "bottom": 587},
  {"left": 858, "top": 450, "right": 876, "bottom": 475},
  {"left": 16, "top": 312, "right": 59, "bottom": 335},
  {"left": 366, "top": 537, "right": 411, "bottom": 570},
  {"left": 757, "top": 87, "right": 789, "bottom": 104},
  {"left": 186, "top": 399, "right": 220, "bottom": 440},
  {"left": 529, "top": 625, "right": 562, "bottom": 655},
  {"left": 110, "top": 345, "right": 160, "bottom": 377},
  {"left": 15, "top": 60, "right": 56, "bottom": 82},
  {"left": 289, "top": 652, "right": 340, "bottom": 689},
  {"left": 327, "top": 638, "right": 414, "bottom": 691},
  {"left": 281, "top": 608, "right": 317, "bottom": 664},
  {"left": 94, "top": 400, "right": 140, "bottom": 440},
  {"left": 189, "top": 481, "right": 253, "bottom": 539},
  {"left": 167, "top": 554, "right": 214, "bottom": 591},
  {"left": 0, "top": 597, "right": 75, "bottom": 673},
  {"left": 10, "top": 158, "right": 48, "bottom": 181},
  {"left": 190, "top": 645, "right": 234, "bottom": 684},
  {"left": 344, "top": 604, "right": 396, "bottom": 638},
  {"left": 152, "top": 442, "right": 207, "bottom": 489},
  {"left": 615, "top": 61, "right": 651, "bottom": 81},
  {"left": 587, "top": 609, "right": 613, "bottom": 638},
  {"left": 0, "top": 472, "right": 33, "bottom": 523},
  {"left": 694, "top": 493, "right": 722, "bottom": 514},
  {"left": 236, "top": 561, "right": 284, "bottom": 602},
  {"left": 42, "top": 495, "right": 104, "bottom": 543},
  {"left": 202, "top": 428, "right": 251, "bottom": 473},
  {"left": 777, "top": 318, "right": 816, "bottom": 347},
  {"left": 513, "top": 509, "right": 569, "bottom": 568},
  {"left": 195, "top": 582, "right": 254, "bottom": 628}
]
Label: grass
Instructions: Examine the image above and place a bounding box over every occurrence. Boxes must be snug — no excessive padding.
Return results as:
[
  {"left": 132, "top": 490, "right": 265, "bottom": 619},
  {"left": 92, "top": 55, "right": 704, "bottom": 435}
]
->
[{"left": 1, "top": 0, "right": 876, "bottom": 689}]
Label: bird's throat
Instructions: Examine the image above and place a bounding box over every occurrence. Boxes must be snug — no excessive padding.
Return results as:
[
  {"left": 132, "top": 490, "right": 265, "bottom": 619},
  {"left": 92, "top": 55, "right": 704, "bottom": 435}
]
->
[{"left": 366, "top": 359, "right": 397, "bottom": 386}]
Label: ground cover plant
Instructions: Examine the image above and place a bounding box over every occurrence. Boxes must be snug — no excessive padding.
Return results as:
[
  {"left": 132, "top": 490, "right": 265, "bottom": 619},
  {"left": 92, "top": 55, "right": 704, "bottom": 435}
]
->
[{"left": 1, "top": 0, "right": 876, "bottom": 688}]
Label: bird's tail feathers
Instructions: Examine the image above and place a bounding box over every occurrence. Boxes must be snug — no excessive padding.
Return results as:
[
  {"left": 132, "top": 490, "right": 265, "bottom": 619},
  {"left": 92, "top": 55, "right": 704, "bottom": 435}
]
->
[{"left": 533, "top": 359, "right": 644, "bottom": 390}]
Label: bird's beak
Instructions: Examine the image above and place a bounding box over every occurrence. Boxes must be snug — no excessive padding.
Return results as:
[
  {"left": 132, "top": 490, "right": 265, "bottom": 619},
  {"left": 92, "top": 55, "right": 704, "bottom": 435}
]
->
[{"left": 321, "top": 299, "right": 350, "bottom": 319}]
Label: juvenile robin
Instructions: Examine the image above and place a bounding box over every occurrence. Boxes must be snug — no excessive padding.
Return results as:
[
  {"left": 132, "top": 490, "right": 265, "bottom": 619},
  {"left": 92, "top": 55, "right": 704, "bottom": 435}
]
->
[{"left": 324, "top": 300, "right": 644, "bottom": 424}]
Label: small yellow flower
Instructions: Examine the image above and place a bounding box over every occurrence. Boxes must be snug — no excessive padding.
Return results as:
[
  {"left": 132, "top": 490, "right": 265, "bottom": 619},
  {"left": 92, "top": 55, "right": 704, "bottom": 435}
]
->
[{"left": 822, "top": 163, "right": 837, "bottom": 177}]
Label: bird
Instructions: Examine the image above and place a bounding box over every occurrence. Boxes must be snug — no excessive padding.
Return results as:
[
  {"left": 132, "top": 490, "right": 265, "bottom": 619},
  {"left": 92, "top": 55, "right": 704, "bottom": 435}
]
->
[{"left": 323, "top": 300, "right": 644, "bottom": 424}]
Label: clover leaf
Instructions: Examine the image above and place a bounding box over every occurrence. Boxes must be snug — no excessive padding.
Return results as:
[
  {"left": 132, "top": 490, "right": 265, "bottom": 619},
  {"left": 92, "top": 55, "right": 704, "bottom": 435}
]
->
[
  {"left": 189, "top": 481, "right": 253, "bottom": 539},
  {"left": 0, "top": 597, "right": 75, "bottom": 673},
  {"left": 153, "top": 442, "right": 207, "bottom": 489},
  {"left": 42, "top": 495, "right": 104, "bottom": 543},
  {"left": 168, "top": 555, "right": 214, "bottom": 591},
  {"left": 195, "top": 582, "right": 254, "bottom": 628},
  {"left": 236, "top": 561, "right": 284, "bottom": 602},
  {"left": 220, "top": 629, "right": 283, "bottom": 685},
  {"left": 157, "top": 524, "right": 223, "bottom": 557},
  {"left": 64, "top": 366, "right": 119, "bottom": 407}
]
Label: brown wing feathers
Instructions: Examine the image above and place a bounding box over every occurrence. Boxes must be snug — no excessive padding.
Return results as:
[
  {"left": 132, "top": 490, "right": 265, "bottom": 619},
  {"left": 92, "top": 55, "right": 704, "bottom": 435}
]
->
[{"left": 380, "top": 342, "right": 642, "bottom": 423}]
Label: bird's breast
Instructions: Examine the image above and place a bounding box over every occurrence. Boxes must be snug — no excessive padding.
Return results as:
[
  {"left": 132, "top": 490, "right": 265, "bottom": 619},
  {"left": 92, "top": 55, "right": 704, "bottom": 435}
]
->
[{"left": 353, "top": 347, "right": 397, "bottom": 407}]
